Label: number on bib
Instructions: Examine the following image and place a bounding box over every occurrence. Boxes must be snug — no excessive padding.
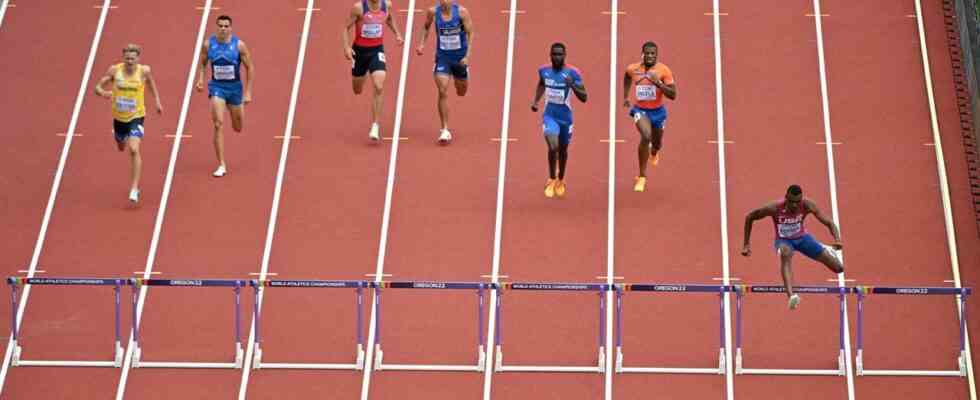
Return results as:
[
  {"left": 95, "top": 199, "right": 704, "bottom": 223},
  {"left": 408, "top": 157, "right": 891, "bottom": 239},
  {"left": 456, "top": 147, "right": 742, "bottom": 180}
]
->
[
  {"left": 361, "top": 23, "right": 383, "bottom": 39},
  {"left": 635, "top": 84, "right": 656, "bottom": 101},
  {"left": 213, "top": 65, "right": 235, "bottom": 80},
  {"left": 545, "top": 87, "right": 566, "bottom": 104},
  {"left": 377, "top": 52, "right": 386, "bottom": 62},
  {"left": 439, "top": 35, "right": 462, "bottom": 50},
  {"left": 778, "top": 223, "right": 801, "bottom": 238},
  {"left": 115, "top": 97, "right": 137, "bottom": 112}
]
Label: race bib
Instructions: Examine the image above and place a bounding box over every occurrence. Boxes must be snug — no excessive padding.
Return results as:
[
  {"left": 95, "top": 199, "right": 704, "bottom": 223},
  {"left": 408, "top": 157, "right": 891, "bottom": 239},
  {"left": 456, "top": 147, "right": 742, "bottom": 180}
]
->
[
  {"left": 439, "top": 34, "right": 461, "bottom": 50},
  {"left": 115, "top": 96, "right": 137, "bottom": 112},
  {"left": 635, "top": 84, "right": 656, "bottom": 101},
  {"left": 361, "top": 23, "right": 383, "bottom": 38},
  {"left": 778, "top": 223, "right": 801, "bottom": 238},
  {"left": 545, "top": 87, "right": 566, "bottom": 104},
  {"left": 377, "top": 52, "right": 386, "bottom": 62},
  {"left": 213, "top": 65, "right": 235, "bottom": 80}
]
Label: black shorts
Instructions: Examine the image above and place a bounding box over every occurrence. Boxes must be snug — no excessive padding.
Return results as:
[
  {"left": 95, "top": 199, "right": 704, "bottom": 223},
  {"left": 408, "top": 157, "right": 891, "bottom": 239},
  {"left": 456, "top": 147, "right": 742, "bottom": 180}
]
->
[
  {"left": 113, "top": 117, "right": 145, "bottom": 143},
  {"left": 351, "top": 44, "right": 386, "bottom": 77}
]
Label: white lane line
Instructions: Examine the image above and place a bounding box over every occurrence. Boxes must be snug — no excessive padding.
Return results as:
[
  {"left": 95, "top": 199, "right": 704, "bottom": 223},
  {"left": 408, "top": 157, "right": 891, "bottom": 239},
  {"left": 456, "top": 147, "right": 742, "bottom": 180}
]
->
[
  {"left": 0, "top": 0, "right": 112, "bottom": 395},
  {"left": 482, "top": 0, "right": 519, "bottom": 398},
  {"left": 811, "top": 1, "right": 855, "bottom": 398},
  {"left": 113, "top": 1, "right": 213, "bottom": 398},
  {"left": 0, "top": 0, "right": 10, "bottom": 30},
  {"left": 360, "top": 0, "right": 416, "bottom": 398},
  {"left": 913, "top": 1, "right": 976, "bottom": 398},
  {"left": 236, "top": 1, "right": 315, "bottom": 398},
  {"left": 604, "top": 0, "right": 619, "bottom": 399}
]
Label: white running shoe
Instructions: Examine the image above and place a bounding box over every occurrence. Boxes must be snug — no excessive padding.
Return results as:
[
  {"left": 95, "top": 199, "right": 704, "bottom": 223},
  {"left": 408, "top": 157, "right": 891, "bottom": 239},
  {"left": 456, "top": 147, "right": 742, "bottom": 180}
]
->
[
  {"left": 788, "top": 294, "right": 801, "bottom": 310},
  {"left": 213, "top": 165, "right": 227, "bottom": 177},
  {"left": 128, "top": 189, "right": 140, "bottom": 203},
  {"left": 368, "top": 123, "right": 381, "bottom": 141},
  {"left": 438, "top": 129, "right": 452, "bottom": 144}
]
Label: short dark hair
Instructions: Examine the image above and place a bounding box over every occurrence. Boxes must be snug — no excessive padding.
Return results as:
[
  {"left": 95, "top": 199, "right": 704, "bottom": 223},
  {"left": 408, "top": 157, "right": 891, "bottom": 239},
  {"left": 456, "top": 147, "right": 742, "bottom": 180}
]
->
[
  {"left": 551, "top": 42, "right": 566, "bottom": 52},
  {"left": 642, "top": 41, "right": 657, "bottom": 51},
  {"left": 786, "top": 184, "right": 803, "bottom": 196},
  {"left": 216, "top": 15, "right": 232, "bottom": 25}
]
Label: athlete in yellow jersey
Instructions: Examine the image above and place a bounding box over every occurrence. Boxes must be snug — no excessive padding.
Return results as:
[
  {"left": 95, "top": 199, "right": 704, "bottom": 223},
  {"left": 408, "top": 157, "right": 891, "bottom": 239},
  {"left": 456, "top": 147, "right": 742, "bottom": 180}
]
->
[{"left": 94, "top": 44, "right": 163, "bottom": 203}]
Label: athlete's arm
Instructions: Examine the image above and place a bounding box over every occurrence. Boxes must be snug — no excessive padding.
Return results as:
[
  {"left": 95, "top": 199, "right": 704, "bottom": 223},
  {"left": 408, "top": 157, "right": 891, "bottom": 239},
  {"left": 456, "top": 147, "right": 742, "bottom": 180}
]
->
[
  {"left": 416, "top": 7, "right": 435, "bottom": 55},
  {"left": 742, "top": 203, "right": 778, "bottom": 256},
  {"left": 238, "top": 40, "right": 255, "bottom": 104},
  {"left": 143, "top": 65, "right": 163, "bottom": 114},
  {"left": 386, "top": 0, "right": 404, "bottom": 45},
  {"left": 567, "top": 73, "right": 587, "bottom": 103},
  {"left": 196, "top": 42, "right": 209, "bottom": 91},
  {"left": 531, "top": 76, "right": 545, "bottom": 112},
  {"left": 622, "top": 70, "right": 632, "bottom": 108},
  {"left": 342, "top": 2, "right": 361, "bottom": 60},
  {"left": 94, "top": 65, "right": 115, "bottom": 98},
  {"left": 653, "top": 68, "right": 677, "bottom": 100},
  {"left": 460, "top": 6, "right": 474, "bottom": 65},
  {"left": 806, "top": 200, "right": 842, "bottom": 249}
]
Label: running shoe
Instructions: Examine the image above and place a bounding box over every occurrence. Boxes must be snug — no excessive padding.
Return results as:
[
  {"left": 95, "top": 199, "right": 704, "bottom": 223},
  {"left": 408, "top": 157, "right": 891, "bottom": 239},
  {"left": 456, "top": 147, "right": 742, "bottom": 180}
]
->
[
  {"left": 633, "top": 176, "right": 646, "bottom": 192},
  {"left": 213, "top": 165, "right": 227, "bottom": 177},
  {"left": 128, "top": 189, "right": 140, "bottom": 203},
  {"left": 544, "top": 179, "right": 557, "bottom": 198},
  {"left": 788, "top": 294, "right": 801, "bottom": 310},
  {"left": 369, "top": 123, "right": 381, "bottom": 141},
  {"left": 438, "top": 129, "right": 452, "bottom": 144},
  {"left": 555, "top": 179, "right": 566, "bottom": 198}
]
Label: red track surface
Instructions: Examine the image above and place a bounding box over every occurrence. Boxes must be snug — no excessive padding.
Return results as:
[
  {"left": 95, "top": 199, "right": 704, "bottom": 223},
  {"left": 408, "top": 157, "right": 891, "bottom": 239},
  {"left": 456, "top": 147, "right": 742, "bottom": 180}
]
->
[{"left": 1, "top": 0, "right": 978, "bottom": 399}]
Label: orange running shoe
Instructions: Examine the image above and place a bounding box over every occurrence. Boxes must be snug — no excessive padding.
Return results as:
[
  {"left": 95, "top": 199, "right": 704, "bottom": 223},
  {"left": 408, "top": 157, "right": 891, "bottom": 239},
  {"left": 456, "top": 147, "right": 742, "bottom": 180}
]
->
[
  {"left": 555, "top": 180, "right": 566, "bottom": 197},
  {"left": 633, "top": 176, "right": 646, "bottom": 192},
  {"left": 544, "top": 179, "right": 557, "bottom": 198}
]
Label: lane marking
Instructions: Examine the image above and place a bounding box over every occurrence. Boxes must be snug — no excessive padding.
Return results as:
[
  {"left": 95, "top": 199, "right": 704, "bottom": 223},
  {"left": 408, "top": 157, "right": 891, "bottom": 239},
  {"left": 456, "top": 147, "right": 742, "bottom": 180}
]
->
[
  {"left": 196, "top": 6, "right": 220, "bottom": 10},
  {"left": 133, "top": 271, "right": 161, "bottom": 275},
  {"left": 16, "top": 270, "right": 43, "bottom": 274},
  {"left": 164, "top": 134, "right": 192, "bottom": 138},
  {"left": 603, "top": 2, "right": 621, "bottom": 399},
  {"left": 296, "top": 7, "right": 320, "bottom": 11},
  {"left": 600, "top": 138, "right": 625, "bottom": 143},
  {"left": 249, "top": 272, "right": 278, "bottom": 276},
  {"left": 827, "top": 278, "right": 855, "bottom": 282},
  {"left": 713, "top": 277, "right": 741, "bottom": 281},
  {"left": 708, "top": 140, "right": 732, "bottom": 144},
  {"left": 597, "top": 276, "right": 624, "bottom": 280},
  {"left": 704, "top": 12, "right": 728, "bottom": 16},
  {"left": 601, "top": 10, "right": 625, "bottom": 15},
  {"left": 56, "top": 133, "right": 84, "bottom": 137},
  {"left": 500, "top": 9, "right": 525, "bottom": 14},
  {"left": 816, "top": 141, "right": 841, "bottom": 145},
  {"left": 274, "top": 135, "right": 302, "bottom": 139},
  {"left": 924, "top": 142, "right": 935, "bottom": 146},
  {"left": 805, "top": 13, "right": 829, "bottom": 17},
  {"left": 93, "top": 4, "right": 117, "bottom": 8},
  {"left": 382, "top": 136, "right": 408, "bottom": 141},
  {"left": 365, "top": 273, "right": 393, "bottom": 277},
  {"left": 398, "top": 8, "right": 422, "bottom": 13},
  {"left": 490, "top": 137, "right": 517, "bottom": 142}
]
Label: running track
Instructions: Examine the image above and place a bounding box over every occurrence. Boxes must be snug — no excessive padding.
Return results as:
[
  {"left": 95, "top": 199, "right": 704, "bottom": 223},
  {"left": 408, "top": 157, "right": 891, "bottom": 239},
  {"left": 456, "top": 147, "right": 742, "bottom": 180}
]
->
[{"left": 0, "top": 0, "right": 977, "bottom": 399}]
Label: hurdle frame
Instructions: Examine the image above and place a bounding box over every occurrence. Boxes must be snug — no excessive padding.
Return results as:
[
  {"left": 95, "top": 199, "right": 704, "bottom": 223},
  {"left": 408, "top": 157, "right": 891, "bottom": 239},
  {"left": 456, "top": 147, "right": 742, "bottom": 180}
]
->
[
  {"left": 614, "top": 284, "right": 729, "bottom": 374},
  {"left": 249, "top": 279, "right": 367, "bottom": 370},
  {"left": 7, "top": 277, "right": 126, "bottom": 368},
  {"left": 734, "top": 285, "right": 850, "bottom": 376},
  {"left": 130, "top": 279, "right": 244, "bottom": 369},
  {"left": 855, "top": 286, "right": 971, "bottom": 377},
  {"left": 372, "top": 281, "right": 488, "bottom": 372},
  {"left": 494, "top": 282, "right": 609, "bottom": 373}
]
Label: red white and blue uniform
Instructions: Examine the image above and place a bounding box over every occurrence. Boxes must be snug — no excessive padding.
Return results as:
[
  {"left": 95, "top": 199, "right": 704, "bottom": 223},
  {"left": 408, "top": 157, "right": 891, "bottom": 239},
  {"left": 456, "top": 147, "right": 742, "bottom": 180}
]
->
[
  {"left": 771, "top": 199, "right": 826, "bottom": 259},
  {"left": 538, "top": 64, "right": 583, "bottom": 144}
]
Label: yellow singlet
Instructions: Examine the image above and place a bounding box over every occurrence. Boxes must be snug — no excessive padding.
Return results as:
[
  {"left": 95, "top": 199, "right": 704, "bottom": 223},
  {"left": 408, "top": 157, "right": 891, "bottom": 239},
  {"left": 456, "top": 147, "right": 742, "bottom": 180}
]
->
[{"left": 111, "top": 63, "right": 145, "bottom": 122}]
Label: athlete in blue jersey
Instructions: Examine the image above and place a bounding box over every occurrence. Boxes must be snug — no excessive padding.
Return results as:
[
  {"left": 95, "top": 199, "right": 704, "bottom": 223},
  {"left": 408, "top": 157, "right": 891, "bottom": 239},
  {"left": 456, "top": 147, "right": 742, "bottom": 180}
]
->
[
  {"left": 195, "top": 15, "right": 255, "bottom": 177},
  {"left": 416, "top": 0, "right": 474, "bottom": 143},
  {"left": 531, "top": 43, "right": 587, "bottom": 198}
]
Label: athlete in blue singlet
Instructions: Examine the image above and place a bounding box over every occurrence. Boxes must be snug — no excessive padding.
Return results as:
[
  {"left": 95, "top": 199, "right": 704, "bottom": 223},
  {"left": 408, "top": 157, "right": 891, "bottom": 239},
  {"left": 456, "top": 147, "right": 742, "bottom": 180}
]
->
[
  {"left": 195, "top": 15, "right": 255, "bottom": 177},
  {"left": 416, "top": 0, "right": 474, "bottom": 143},
  {"left": 531, "top": 43, "right": 587, "bottom": 198}
]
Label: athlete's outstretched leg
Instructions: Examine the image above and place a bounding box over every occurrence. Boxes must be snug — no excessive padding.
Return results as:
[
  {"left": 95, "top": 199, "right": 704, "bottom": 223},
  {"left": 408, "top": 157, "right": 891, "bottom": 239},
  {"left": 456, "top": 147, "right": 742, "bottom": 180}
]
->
[
  {"left": 815, "top": 248, "right": 844, "bottom": 274},
  {"left": 778, "top": 245, "right": 795, "bottom": 297}
]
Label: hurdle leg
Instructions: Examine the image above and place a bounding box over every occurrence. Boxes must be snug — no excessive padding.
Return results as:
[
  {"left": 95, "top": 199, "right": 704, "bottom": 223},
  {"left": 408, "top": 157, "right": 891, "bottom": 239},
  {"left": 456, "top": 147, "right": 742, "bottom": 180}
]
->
[
  {"left": 233, "top": 283, "right": 243, "bottom": 369},
  {"left": 717, "top": 289, "right": 726, "bottom": 374},
  {"left": 597, "top": 291, "right": 606, "bottom": 373},
  {"left": 114, "top": 282, "right": 124, "bottom": 367},
  {"left": 373, "top": 287, "right": 384, "bottom": 371},
  {"left": 855, "top": 290, "right": 864, "bottom": 375},
  {"left": 9, "top": 281, "right": 21, "bottom": 367},
  {"left": 131, "top": 282, "right": 143, "bottom": 369},
  {"left": 494, "top": 289, "right": 503, "bottom": 372},
  {"left": 614, "top": 287, "right": 623, "bottom": 373},
  {"left": 476, "top": 285, "right": 486, "bottom": 372},
  {"left": 836, "top": 289, "right": 845, "bottom": 376},
  {"left": 734, "top": 290, "right": 743, "bottom": 374},
  {"left": 355, "top": 285, "right": 365, "bottom": 370},
  {"left": 252, "top": 284, "right": 263, "bottom": 369},
  {"left": 958, "top": 291, "right": 968, "bottom": 376}
]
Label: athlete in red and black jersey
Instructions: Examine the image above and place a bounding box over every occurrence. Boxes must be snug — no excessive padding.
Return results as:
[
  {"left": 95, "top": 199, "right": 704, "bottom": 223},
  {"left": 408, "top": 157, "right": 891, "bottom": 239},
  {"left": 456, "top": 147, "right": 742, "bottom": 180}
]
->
[{"left": 343, "top": 0, "right": 404, "bottom": 141}]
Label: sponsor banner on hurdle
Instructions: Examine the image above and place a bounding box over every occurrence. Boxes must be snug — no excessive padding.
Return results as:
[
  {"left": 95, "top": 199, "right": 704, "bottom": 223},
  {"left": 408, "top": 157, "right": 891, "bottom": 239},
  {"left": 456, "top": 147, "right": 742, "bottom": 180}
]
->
[
  {"left": 130, "top": 278, "right": 245, "bottom": 369},
  {"left": 855, "top": 286, "right": 972, "bottom": 377},
  {"left": 734, "top": 285, "right": 852, "bottom": 376},
  {"left": 7, "top": 277, "right": 128, "bottom": 368},
  {"left": 494, "top": 282, "right": 610, "bottom": 373},
  {"left": 371, "top": 281, "right": 489, "bottom": 372},
  {"left": 249, "top": 279, "right": 368, "bottom": 371},
  {"left": 615, "top": 284, "right": 732, "bottom": 375}
]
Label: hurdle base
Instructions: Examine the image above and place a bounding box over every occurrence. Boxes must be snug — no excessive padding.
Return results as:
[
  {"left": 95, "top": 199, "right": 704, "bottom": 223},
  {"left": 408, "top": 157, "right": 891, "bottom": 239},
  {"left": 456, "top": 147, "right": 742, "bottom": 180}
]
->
[
  {"left": 856, "top": 350, "right": 967, "bottom": 377},
  {"left": 494, "top": 345, "right": 605, "bottom": 373},
  {"left": 132, "top": 343, "right": 243, "bottom": 369},
  {"left": 735, "top": 348, "right": 845, "bottom": 376},
  {"left": 614, "top": 346, "right": 726, "bottom": 375},
  {"left": 373, "top": 344, "right": 485, "bottom": 372},
  {"left": 252, "top": 344, "right": 365, "bottom": 371},
  {"left": 10, "top": 341, "right": 125, "bottom": 368}
]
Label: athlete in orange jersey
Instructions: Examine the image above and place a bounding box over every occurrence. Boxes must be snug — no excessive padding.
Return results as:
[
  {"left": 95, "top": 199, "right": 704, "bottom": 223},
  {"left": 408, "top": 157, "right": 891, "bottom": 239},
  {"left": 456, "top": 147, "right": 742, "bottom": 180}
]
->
[{"left": 622, "top": 42, "right": 676, "bottom": 192}]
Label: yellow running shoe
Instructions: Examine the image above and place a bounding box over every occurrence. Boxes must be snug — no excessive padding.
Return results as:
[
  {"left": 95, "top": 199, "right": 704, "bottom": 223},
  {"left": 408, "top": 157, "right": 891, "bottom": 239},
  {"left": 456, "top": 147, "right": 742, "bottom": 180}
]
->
[
  {"left": 633, "top": 176, "right": 646, "bottom": 192},
  {"left": 544, "top": 179, "right": 557, "bottom": 198},
  {"left": 555, "top": 180, "right": 566, "bottom": 198}
]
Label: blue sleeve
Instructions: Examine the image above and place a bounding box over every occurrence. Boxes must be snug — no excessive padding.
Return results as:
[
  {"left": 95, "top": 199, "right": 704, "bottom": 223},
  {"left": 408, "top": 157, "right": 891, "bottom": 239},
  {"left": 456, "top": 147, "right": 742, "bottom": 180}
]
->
[{"left": 572, "top": 70, "right": 583, "bottom": 85}]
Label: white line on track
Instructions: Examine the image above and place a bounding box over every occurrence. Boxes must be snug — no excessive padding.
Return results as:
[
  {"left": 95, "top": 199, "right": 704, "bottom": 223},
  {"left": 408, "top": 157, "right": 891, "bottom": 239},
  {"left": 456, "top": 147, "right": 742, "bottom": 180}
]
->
[
  {"left": 711, "top": 0, "right": 735, "bottom": 397},
  {"left": 482, "top": 0, "right": 519, "bottom": 398},
  {"left": 0, "top": 0, "right": 112, "bottom": 395},
  {"left": 810, "top": 1, "right": 855, "bottom": 398},
  {"left": 913, "top": 0, "right": 976, "bottom": 397},
  {"left": 360, "top": 0, "right": 416, "bottom": 397},
  {"left": 236, "top": 1, "right": 315, "bottom": 398},
  {"left": 113, "top": 1, "right": 213, "bottom": 398},
  {"left": 604, "top": 0, "right": 619, "bottom": 399},
  {"left": 0, "top": 0, "right": 9, "bottom": 30}
]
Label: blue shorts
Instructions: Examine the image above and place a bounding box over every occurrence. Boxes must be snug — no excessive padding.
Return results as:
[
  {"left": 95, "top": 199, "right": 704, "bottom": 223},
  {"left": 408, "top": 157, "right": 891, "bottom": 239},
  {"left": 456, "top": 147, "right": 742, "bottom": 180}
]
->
[
  {"left": 434, "top": 54, "right": 468, "bottom": 80},
  {"left": 113, "top": 117, "right": 144, "bottom": 144},
  {"left": 629, "top": 105, "right": 667, "bottom": 130},
  {"left": 774, "top": 234, "right": 826, "bottom": 260},
  {"left": 542, "top": 114, "right": 573, "bottom": 145},
  {"left": 208, "top": 81, "right": 243, "bottom": 106}
]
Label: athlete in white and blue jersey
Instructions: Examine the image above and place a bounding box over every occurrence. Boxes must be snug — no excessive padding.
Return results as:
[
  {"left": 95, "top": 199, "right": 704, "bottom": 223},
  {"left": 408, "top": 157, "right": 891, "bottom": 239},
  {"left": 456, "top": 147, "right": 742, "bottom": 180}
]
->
[
  {"left": 417, "top": 0, "right": 474, "bottom": 143},
  {"left": 531, "top": 43, "right": 587, "bottom": 198}
]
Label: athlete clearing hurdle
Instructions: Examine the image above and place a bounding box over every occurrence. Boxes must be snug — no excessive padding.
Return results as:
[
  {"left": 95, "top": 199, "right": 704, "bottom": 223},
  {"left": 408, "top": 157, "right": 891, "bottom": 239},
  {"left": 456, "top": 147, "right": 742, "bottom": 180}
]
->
[
  {"left": 741, "top": 184, "right": 844, "bottom": 310},
  {"left": 531, "top": 43, "right": 587, "bottom": 198}
]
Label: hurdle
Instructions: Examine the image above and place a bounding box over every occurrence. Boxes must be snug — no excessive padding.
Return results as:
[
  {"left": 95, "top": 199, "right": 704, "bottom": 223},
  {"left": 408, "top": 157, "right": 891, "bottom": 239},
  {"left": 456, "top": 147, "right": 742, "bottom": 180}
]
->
[
  {"left": 734, "top": 285, "right": 851, "bottom": 375},
  {"left": 372, "top": 281, "right": 488, "bottom": 372},
  {"left": 615, "top": 283, "right": 730, "bottom": 374},
  {"left": 7, "top": 277, "right": 126, "bottom": 367},
  {"left": 855, "top": 286, "right": 972, "bottom": 377},
  {"left": 494, "top": 282, "right": 609, "bottom": 373},
  {"left": 249, "top": 279, "right": 367, "bottom": 370},
  {"left": 130, "top": 279, "right": 244, "bottom": 369}
]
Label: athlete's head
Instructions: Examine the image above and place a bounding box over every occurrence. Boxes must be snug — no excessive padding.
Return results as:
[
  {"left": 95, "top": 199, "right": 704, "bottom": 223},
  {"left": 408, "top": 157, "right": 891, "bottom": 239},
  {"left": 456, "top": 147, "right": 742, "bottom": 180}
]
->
[
  {"left": 216, "top": 15, "right": 233, "bottom": 40},
  {"left": 438, "top": 0, "right": 452, "bottom": 9},
  {"left": 642, "top": 41, "right": 658, "bottom": 67},
  {"left": 122, "top": 44, "right": 141, "bottom": 66},
  {"left": 785, "top": 184, "right": 804, "bottom": 212},
  {"left": 550, "top": 42, "right": 566, "bottom": 69}
]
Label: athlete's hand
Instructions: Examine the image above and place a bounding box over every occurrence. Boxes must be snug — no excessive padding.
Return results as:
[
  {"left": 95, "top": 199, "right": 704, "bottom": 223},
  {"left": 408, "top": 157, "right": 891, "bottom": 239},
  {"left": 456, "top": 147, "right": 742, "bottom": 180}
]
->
[
  {"left": 344, "top": 47, "right": 355, "bottom": 61},
  {"left": 829, "top": 241, "right": 843, "bottom": 250},
  {"left": 155, "top": 102, "right": 164, "bottom": 115},
  {"left": 96, "top": 90, "right": 111, "bottom": 99},
  {"left": 531, "top": 102, "right": 539, "bottom": 112},
  {"left": 415, "top": 44, "right": 425, "bottom": 56},
  {"left": 195, "top": 79, "right": 204, "bottom": 92},
  {"left": 395, "top": 34, "right": 405, "bottom": 46},
  {"left": 623, "top": 99, "right": 630, "bottom": 108},
  {"left": 460, "top": 56, "right": 469, "bottom": 66},
  {"left": 740, "top": 245, "right": 752, "bottom": 257},
  {"left": 243, "top": 92, "right": 252, "bottom": 105}
]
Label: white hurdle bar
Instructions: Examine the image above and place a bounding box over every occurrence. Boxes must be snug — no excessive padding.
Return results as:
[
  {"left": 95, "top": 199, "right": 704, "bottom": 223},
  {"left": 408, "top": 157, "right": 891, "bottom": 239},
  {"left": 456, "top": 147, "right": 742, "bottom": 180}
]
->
[
  {"left": 8, "top": 277, "right": 125, "bottom": 367},
  {"left": 735, "top": 285, "right": 850, "bottom": 376},
  {"left": 494, "top": 282, "right": 609, "bottom": 373},
  {"left": 250, "top": 279, "right": 366, "bottom": 370},
  {"left": 855, "top": 286, "right": 971, "bottom": 377},
  {"left": 372, "top": 281, "right": 488, "bottom": 372},
  {"left": 614, "top": 284, "right": 730, "bottom": 374},
  {"left": 130, "top": 279, "right": 244, "bottom": 369}
]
